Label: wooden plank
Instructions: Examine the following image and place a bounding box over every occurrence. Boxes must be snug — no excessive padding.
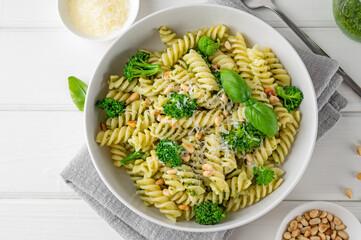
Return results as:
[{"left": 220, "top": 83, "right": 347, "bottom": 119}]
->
[
  {"left": 0, "top": 0, "right": 336, "bottom": 28},
  {"left": 0, "top": 111, "right": 360, "bottom": 201},
  {"left": 0, "top": 28, "right": 359, "bottom": 111},
  {"left": 0, "top": 199, "right": 358, "bottom": 240}
]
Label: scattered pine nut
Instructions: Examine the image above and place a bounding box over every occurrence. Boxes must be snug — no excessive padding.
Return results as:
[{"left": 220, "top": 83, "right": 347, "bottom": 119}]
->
[
  {"left": 223, "top": 110, "right": 229, "bottom": 118},
  {"left": 163, "top": 188, "right": 171, "bottom": 196},
  {"left": 151, "top": 109, "right": 161, "bottom": 115},
  {"left": 357, "top": 145, "right": 361, "bottom": 156},
  {"left": 183, "top": 155, "right": 190, "bottom": 162},
  {"left": 202, "top": 163, "right": 214, "bottom": 171},
  {"left": 269, "top": 95, "right": 280, "bottom": 103},
  {"left": 265, "top": 87, "right": 276, "bottom": 97},
  {"left": 180, "top": 84, "right": 190, "bottom": 93},
  {"left": 224, "top": 41, "right": 232, "bottom": 50},
  {"left": 171, "top": 121, "right": 178, "bottom": 128},
  {"left": 344, "top": 188, "right": 352, "bottom": 199},
  {"left": 221, "top": 93, "right": 228, "bottom": 103},
  {"left": 215, "top": 115, "right": 222, "bottom": 126},
  {"left": 182, "top": 142, "right": 194, "bottom": 153},
  {"left": 155, "top": 179, "right": 164, "bottom": 186},
  {"left": 145, "top": 98, "right": 151, "bottom": 106},
  {"left": 211, "top": 63, "right": 220, "bottom": 71},
  {"left": 163, "top": 71, "right": 170, "bottom": 80},
  {"left": 100, "top": 122, "right": 107, "bottom": 131},
  {"left": 157, "top": 115, "right": 165, "bottom": 121},
  {"left": 127, "top": 121, "right": 136, "bottom": 128},
  {"left": 246, "top": 154, "right": 254, "bottom": 162},
  {"left": 128, "top": 92, "right": 139, "bottom": 103},
  {"left": 195, "top": 132, "right": 203, "bottom": 140},
  {"left": 357, "top": 172, "right": 361, "bottom": 180},
  {"left": 178, "top": 205, "right": 189, "bottom": 211},
  {"left": 166, "top": 169, "right": 177, "bottom": 175},
  {"left": 164, "top": 86, "right": 173, "bottom": 95},
  {"left": 203, "top": 170, "right": 213, "bottom": 177}
]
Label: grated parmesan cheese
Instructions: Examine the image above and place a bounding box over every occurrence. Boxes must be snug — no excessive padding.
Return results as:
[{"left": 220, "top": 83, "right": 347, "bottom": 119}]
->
[{"left": 68, "top": 0, "right": 130, "bottom": 37}]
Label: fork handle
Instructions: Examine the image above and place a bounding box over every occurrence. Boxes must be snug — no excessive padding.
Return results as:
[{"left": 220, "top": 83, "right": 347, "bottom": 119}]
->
[{"left": 269, "top": 7, "right": 361, "bottom": 97}]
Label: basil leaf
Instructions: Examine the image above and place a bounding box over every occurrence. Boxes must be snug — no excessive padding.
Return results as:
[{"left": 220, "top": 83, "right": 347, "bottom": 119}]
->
[
  {"left": 220, "top": 69, "right": 251, "bottom": 103},
  {"left": 244, "top": 99, "right": 278, "bottom": 137},
  {"left": 68, "top": 76, "right": 88, "bottom": 111}
]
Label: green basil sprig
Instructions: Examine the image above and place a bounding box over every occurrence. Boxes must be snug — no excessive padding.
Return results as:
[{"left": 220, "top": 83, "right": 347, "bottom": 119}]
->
[
  {"left": 220, "top": 69, "right": 251, "bottom": 103},
  {"left": 68, "top": 76, "right": 88, "bottom": 111},
  {"left": 220, "top": 70, "right": 278, "bottom": 137},
  {"left": 244, "top": 99, "right": 278, "bottom": 137}
]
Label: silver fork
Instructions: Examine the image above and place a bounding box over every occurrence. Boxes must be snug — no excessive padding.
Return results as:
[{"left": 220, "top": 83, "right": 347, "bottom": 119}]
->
[{"left": 241, "top": 0, "right": 361, "bottom": 97}]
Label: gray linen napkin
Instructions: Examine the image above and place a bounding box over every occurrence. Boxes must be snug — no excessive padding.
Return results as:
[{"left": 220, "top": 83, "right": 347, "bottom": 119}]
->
[{"left": 61, "top": 1, "right": 348, "bottom": 239}]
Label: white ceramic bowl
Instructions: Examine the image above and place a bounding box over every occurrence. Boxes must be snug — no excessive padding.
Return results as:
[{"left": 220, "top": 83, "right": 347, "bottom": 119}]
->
[
  {"left": 275, "top": 201, "right": 361, "bottom": 239},
  {"left": 57, "top": 0, "right": 139, "bottom": 41},
  {"left": 84, "top": 4, "right": 318, "bottom": 232}
]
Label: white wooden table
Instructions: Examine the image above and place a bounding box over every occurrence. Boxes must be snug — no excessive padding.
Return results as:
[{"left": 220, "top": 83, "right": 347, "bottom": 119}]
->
[{"left": 1, "top": 0, "right": 360, "bottom": 239}]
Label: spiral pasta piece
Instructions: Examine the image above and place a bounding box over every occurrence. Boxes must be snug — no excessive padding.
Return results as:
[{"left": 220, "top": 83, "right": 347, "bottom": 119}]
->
[
  {"left": 159, "top": 25, "right": 178, "bottom": 46},
  {"left": 209, "top": 50, "right": 237, "bottom": 71},
  {"left": 227, "top": 33, "right": 253, "bottom": 79},
  {"left": 262, "top": 47, "right": 291, "bottom": 87}
]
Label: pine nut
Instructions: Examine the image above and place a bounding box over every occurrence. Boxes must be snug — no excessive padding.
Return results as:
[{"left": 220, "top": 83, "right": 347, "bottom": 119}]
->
[
  {"left": 221, "top": 93, "right": 228, "bottom": 103},
  {"left": 357, "top": 172, "right": 361, "bottom": 180},
  {"left": 300, "top": 237, "right": 310, "bottom": 240},
  {"left": 331, "top": 230, "right": 337, "bottom": 239},
  {"left": 310, "top": 226, "right": 318, "bottom": 236},
  {"left": 330, "top": 222, "right": 335, "bottom": 230},
  {"left": 290, "top": 220, "right": 298, "bottom": 231},
  {"left": 309, "top": 218, "right": 321, "bottom": 225},
  {"left": 151, "top": 109, "right": 161, "bottom": 115},
  {"left": 291, "top": 229, "right": 300, "bottom": 237},
  {"left": 301, "top": 218, "right": 309, "bottom": 226},
  {"left": 324, "top": 229, "right": 332, "bottom": 236},
  {"left": 283, "top": 232, "right": 291, "bottom": 239},
  {"left": 310, "top": 237, "right": 320, "bottom": 240},
  {"left": 202, "top": 163, "right": 214, "bottom": 171},
  {"left": 298, "top": 223, "right": 303, "bottom": 229},
  {"left": 128, "top": 92, "right": 139, "bottom": 103},
  {"left": 333, "top": 217, "right": 342, "bottom": 226},
  {"left": 203, "top": 170, "right": 213, "bottom": 177},
  {"left": 326, "top": 213, "right": 333, "bottom": 222},
  {"left": 357, "top": 145, "right": 361, "bottom": 156},
  {"left": 180, "top": 84, "right": 190, "bottom": 93},
  {"left": 305, "top": 212, "right": 311, "bottom": 221},
  {"left": 100, "top": 122, "right": 107, "bottom": 131},
  {"left": 127, "top": 121, "right": 136, "bottom": 128},
  {"left": 182, "top": 142, "right": 194, "bottom": 153},
  {"left": 246, "top": 154, "right": 254, "bottom": 162},
  {"left": 145, "top": 98, "right": 151, "bottom": 106},
  {"left": 195, "top": 132, "right": 203, "bottom": 140},
  {"left": 344, "top": 188, "right": 352, "bottom": 199},
  {"left": 224, "top": 41, "right": 232, "bottom": 50},
  {"left": 157, "top": 115, "right": 165, "bottom": 121},
  {"left": 183, "top": 155, "right": 190, "bottom": 162},
  {"left": 319, "top": 224, "right": 328, "bottom": 233},
  {"left": 265, "top": 87, "right": 276, "bottom": 97},
  {"left": 304, "top": 229, "right": 311, "bottom": 238},
  {"left": 297, "top": 216, "right": 303, "bottom": 222},
  {"left": 288, "top": 227, "right": 293, "bottom": 232},
  {"left": 163, "top": 188, "right": 171, "bottom": 196},
  {"left": 309, "top": 210, "right": 320, "bottom": 218},
  {"left": 335, "top": 224, "right": 346, "bottom": 231},
  {"left": 337, "top": 231, "right": 348, "bottom": 240},
  {"left": 215, "top": 115, "right": 222, "bottom": 126},
  {"left": 178, "top": 205, "right": 189, "bottom": 211},
  {"left": 301, "top": 226, "right": 311, "bottom": 233},
  {"left": 322, "top": 218, "right": 328, "bottom": 224},
  {"left": 270, "top": 95, "right": 280, "bottom": 103},
  {"left": 164, "top": 86, "right": 173, "bottom": 95},
  {"left": 155, "top": 179, "right": 164, "bottom": 186},
  {"left": 223, "top": 110, "right": 229, "bottom": 118},
  {"left": 171, "top": 121, "right": 178, "bottom": 128},
  {"left": 320, "top": 211, "right": 328, "bottom": 218},
  {"left": 166, "top": 169, "right": 177, "bottom": 175},
  {"left": 163, "top": 71, "right": 170, "bottom": 80},
  {"left": 334, "top": 237, "right": 341, "bottom": 240}
]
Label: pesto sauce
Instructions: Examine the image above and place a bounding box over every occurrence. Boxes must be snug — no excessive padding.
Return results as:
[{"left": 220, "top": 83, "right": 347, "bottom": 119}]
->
[{"left": 333, "top": 0, "right": 361, "bottom": 42}]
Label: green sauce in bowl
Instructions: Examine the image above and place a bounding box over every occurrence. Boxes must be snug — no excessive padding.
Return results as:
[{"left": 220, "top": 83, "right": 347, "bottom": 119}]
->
[{"left": 333, "top": 0, "right": 361, "bottom": 42}]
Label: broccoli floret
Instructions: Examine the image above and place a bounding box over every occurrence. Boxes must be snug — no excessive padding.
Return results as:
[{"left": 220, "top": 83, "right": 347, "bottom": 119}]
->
[
  {"left": 253, "top": 166, "right": 275, "bottom": 186},
  {"left": 155, "top": 139, "right": 185, "bottom": 167},
  {"left": 222, "top": 122, "right": 266, "bottom": 152},
  {"left": 194, "top": 201, "right": 226, "bottom": 225},
  {"left": 198, "top": 36, "right": 220, "bottom": 56},
  {"left": 95, "top": 98, "right": 126, "bottom": 118},
  {"left": 123, "top": 51, "right": 162, "bottom": 81},
  {"left": 197, "top": 50, "right": 221, "bottom": 85},
  {"left": 275, "top": 86, "right": 303, "bottom": 111},
  {"left": 121, "top": 150, "right": 146, "bottom": 164},
  {"left": 163, "top": 93, "right": 198, "bottom": 119}
]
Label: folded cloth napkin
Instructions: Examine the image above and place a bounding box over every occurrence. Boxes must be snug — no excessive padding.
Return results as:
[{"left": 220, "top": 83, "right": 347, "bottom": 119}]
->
[{"left": 61, "top": 1, "right": 348, "bottom": 239}]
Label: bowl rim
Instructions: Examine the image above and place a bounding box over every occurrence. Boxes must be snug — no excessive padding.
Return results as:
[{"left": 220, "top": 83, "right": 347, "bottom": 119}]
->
[
  {"left": 57, "top": 0, "right": 140, "bottom": 41},
  {"left": 84, "top": 3, "right": 318, "bottom": 232},
  {"left": 275, "top": 201, "right": 361, "bottom": 239}
]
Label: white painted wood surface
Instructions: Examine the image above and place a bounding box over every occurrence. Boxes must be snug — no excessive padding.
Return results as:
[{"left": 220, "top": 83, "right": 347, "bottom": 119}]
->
[{"left": 0, "top": 0, "right": 360, "bottom": 239}]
